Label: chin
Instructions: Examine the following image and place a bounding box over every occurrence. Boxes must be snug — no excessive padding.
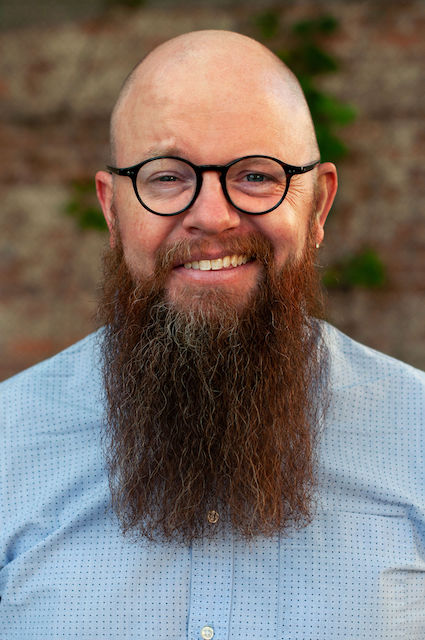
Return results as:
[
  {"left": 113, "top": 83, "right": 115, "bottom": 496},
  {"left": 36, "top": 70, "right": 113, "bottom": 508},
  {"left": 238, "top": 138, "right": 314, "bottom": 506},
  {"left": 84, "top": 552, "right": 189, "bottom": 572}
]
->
[
  {"left": 165, "top": 265, "right": 262, "bottom": 314},
  {"left": 166, "top": 282, "right": 258, "bottom": 318}
]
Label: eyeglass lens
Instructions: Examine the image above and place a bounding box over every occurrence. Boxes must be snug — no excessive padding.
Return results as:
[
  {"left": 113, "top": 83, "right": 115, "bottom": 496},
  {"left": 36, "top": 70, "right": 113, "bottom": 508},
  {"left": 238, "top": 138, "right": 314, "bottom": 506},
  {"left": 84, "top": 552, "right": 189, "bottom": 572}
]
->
[{"left": 136, "top": 157, "right": 288, "bottom": 215}]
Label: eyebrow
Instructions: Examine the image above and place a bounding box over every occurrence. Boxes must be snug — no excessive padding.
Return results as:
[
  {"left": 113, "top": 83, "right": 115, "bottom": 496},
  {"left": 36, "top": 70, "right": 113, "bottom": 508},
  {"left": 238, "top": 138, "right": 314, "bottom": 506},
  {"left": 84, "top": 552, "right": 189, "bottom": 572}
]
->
[{"left": 143, "top": 144, "right": 186, "bottom": 159}]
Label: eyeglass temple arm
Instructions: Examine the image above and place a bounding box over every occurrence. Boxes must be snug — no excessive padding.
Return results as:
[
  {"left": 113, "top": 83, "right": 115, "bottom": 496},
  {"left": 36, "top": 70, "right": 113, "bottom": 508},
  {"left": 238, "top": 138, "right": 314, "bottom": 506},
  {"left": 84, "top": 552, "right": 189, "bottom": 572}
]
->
[
  {"left": 106, "top": 165, "right": 135, "bottom": 177},
  {"left": 286, "top": 160, "right": 320, "bottom": 176}
]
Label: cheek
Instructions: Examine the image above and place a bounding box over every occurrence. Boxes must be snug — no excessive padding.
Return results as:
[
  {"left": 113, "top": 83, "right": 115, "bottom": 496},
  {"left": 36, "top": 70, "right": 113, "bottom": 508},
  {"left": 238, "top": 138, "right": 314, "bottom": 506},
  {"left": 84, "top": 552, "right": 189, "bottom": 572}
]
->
[
  {"left": 118, "top": 209, "right": 179, "bottom": 277},
  {"left": 254, "top": 210, "right": 310, "bottom": 266}
]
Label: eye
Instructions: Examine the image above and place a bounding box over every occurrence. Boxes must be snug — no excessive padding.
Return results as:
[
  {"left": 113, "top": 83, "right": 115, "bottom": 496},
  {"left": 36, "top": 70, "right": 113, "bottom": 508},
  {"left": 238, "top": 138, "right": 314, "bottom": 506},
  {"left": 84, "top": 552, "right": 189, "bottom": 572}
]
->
[
  {"left": 147, "top": 172, "right": 187, "bottom": 185},
  {"left": 245, "top": 173, "right": 267, "bottom": 182}
]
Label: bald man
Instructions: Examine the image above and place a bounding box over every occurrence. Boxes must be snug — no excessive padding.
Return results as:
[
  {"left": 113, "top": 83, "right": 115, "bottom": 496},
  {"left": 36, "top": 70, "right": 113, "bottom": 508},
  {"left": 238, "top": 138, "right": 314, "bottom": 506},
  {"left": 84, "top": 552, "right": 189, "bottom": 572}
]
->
[{"left": 1, "top": 31, "right": 425, "bottom": 640}]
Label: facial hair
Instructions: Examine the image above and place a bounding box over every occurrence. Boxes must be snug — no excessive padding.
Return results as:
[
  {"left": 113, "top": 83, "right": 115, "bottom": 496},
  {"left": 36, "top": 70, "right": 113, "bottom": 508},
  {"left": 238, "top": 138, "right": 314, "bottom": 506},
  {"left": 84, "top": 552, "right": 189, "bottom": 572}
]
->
[{"left": 99, "top": 230, "right": 329, "bottom": 544}]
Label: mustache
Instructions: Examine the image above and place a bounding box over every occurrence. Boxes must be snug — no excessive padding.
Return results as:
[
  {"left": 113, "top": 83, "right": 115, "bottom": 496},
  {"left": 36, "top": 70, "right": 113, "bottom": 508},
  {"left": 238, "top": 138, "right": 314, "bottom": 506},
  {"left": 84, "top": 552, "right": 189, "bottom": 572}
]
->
[{"left": 154, "top": 232, "right": 275, "bottom": 277}]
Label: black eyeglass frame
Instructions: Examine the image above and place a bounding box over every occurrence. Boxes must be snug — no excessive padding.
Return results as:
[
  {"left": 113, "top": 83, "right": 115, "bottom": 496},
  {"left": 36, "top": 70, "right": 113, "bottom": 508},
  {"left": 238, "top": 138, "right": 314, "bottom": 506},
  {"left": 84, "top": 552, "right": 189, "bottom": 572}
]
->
[{"left": 106, "top": 155, "right": 320, "bottom": 217}]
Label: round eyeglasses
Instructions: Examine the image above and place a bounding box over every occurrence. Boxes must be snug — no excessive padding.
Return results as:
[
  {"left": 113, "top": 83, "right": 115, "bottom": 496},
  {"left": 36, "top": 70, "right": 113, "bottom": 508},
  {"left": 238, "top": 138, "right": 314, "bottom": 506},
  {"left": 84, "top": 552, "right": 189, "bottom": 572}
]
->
[{"left": 106, "top": 155, "right": 320, "bottom": 216}]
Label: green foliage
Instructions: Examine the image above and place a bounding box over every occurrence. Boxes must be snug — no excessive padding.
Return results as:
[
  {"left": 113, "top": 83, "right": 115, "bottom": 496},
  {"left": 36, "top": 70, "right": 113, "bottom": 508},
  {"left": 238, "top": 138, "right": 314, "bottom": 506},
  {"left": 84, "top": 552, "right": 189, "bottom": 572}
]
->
[
  {"left": 65, "top": 179, "right": 107, "bottom": 232},
  {"left": 254, "top": 10, "right": 280, "bottom": 39},
  {"left": 300, "top": 81, "right": 356, "bottom": 159},
  {"left": 292, "top": 15, "right": 339, "bottom": 38},
  {"left": 322, "top": 248, "right": 387, "bottom": 290},
  {"left": 281, "top": 42, "right": 339, "bottom": 75},
  {"left": 255, "top": 11, "right": 356, "bottom": 163}
]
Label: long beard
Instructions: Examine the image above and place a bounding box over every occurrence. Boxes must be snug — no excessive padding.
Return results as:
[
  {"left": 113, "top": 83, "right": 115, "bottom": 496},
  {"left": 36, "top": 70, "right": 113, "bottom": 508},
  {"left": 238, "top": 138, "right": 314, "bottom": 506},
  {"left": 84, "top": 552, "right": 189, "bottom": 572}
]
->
[{"left": 99, "top": 231, "right": 329, "bottom": 544}]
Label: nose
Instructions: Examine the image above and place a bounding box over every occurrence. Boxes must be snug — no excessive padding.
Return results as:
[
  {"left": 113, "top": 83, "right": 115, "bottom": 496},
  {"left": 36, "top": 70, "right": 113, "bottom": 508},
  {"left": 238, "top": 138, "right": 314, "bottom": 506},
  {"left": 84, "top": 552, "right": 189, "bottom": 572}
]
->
[{"left": 181, "top": 171, "right": 241, "bottom": 235}]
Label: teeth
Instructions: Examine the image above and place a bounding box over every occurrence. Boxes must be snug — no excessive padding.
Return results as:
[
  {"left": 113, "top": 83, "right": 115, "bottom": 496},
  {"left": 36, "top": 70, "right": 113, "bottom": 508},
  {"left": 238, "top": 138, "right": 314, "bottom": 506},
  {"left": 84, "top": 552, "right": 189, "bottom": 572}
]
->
[
  {"left": 183, "top": 254, "right": 250, "bottom": 270},
  {"left": 211, "top": 259, "right": 222, "bottom": 270}
]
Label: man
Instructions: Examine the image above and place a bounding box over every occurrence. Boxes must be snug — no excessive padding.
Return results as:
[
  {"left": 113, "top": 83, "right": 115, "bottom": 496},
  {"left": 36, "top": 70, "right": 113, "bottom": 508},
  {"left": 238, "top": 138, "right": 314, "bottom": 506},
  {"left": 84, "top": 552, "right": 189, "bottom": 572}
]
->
[{"left": 1, "top": 30, "right": 424, "bottom": 639}]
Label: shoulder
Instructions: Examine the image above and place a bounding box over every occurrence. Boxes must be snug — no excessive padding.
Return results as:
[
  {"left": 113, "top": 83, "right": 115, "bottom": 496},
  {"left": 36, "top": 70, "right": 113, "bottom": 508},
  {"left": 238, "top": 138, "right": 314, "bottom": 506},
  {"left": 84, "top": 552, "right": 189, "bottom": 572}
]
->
[
  {"left": 1, "top": 330, "right": 103, "bottom": 414},
  {"left": 322, "top": 321, "right": 425, "bottom": 393},
  {"left": 0, "top": 330, "right": 105, "bottom": 452},
  {"left": 321, "top": 321, "right": 425, "bottom": 446},
  {"left": 320, "top": 322, "right": 425, "bottom": 507},
  {"left": 1, "top": 329, "right": 102, "bottom": 388},
  {"left": 0, "top": 332, "right": 107, "bottom": 567},
  {"left": 321, "top": 320, "right": 425, "bottom": 461}
]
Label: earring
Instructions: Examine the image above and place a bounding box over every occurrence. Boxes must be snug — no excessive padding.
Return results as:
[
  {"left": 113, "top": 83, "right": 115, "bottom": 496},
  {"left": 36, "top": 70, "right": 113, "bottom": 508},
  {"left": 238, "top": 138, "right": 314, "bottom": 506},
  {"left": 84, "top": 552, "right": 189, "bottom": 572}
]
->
[{"left": 315, "top": 243, "right": 320, "bottom": 249}]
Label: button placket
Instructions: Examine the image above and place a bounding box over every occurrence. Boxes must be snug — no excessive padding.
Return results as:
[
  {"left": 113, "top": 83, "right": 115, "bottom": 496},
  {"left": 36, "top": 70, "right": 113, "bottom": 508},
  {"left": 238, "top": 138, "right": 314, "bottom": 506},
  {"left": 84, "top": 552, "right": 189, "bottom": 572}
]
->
[{"left": 188, "top": 533, "right": 234, "bottom": 640}]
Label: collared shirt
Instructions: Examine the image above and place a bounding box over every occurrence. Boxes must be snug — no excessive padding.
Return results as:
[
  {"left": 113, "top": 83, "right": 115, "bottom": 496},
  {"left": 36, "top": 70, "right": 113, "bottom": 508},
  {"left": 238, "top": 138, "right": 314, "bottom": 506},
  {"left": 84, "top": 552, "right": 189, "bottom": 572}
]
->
[{"left": 1, "top": 323, "right": 425, "bottom": 639}]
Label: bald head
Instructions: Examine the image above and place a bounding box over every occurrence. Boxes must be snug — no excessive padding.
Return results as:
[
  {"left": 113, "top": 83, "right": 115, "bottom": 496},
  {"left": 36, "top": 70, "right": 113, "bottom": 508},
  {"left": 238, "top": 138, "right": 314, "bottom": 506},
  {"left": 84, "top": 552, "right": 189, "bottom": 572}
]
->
[{"left": 110, "top": 30, "right": 319, "bottom": 164}]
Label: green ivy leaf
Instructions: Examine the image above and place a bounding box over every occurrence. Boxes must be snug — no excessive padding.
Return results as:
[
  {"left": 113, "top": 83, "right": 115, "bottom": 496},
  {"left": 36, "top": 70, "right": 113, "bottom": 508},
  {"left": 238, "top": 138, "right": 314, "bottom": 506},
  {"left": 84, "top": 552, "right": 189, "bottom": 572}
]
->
[
  {"left": 311, "top": 93, "right": 357, "bottom": 125},
  {"left": 64, "top": 179, "right": 107, "bottom": 232},
  {"left": 295, "top": 43, "right": 339, "bottom": 75},
  {"left": 292, "top": 15, "right": 339, "bottom": 38},
  {"left": 78, "top": 207, "right": 108, "bottom": 231},
  {"left": 254, "top": 10, "right": 280, "bottom": 39},
  {"left": 315, "top": 127, "right": 348, "bottom": 162},
  {"left": 323, "top": 249, "right": 387, "bottom": 290},
  {"left": 317, "top": 15, "right": 339, "bottom": 35}
]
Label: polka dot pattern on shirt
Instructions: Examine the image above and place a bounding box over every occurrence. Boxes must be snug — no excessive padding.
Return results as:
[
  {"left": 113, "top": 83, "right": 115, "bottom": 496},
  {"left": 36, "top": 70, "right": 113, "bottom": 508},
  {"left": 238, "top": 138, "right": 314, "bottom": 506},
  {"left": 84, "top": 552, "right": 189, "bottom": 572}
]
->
[{"left": 1, "top": 324, "right": 424, "bottom": 639}]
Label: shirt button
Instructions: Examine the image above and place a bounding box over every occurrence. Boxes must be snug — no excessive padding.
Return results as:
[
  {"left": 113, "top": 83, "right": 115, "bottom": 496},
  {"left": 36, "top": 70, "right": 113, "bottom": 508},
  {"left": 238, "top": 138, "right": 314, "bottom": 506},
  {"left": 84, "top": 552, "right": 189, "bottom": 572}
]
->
[
  {"left": 200, "top": 626, "right": 214, "bottom": 640},
  {"left": 207, "top": 510, "right": 219, "bottom": 524}
]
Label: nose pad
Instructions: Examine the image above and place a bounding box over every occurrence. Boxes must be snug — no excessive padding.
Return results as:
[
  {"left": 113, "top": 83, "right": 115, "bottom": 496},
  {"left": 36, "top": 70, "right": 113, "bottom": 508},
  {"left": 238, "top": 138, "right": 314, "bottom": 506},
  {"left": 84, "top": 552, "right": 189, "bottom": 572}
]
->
[{"left": 181, "top": 172, "right": 241, "bottom": 234}]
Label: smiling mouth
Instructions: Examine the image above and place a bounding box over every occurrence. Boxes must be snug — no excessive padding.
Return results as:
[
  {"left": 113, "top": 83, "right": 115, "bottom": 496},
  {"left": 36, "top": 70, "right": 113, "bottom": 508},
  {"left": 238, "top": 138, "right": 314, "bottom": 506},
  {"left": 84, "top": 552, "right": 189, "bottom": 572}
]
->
[{"left": 182, "top": 254, "right": 251, "bottom": 271}]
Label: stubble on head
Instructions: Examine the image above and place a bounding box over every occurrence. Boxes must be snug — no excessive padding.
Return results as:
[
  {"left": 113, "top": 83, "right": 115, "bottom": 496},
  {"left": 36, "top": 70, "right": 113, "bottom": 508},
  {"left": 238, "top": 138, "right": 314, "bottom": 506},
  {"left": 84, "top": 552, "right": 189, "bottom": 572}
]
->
[{"left": 99, "top": 220, "right": 329, "bottom": 544}]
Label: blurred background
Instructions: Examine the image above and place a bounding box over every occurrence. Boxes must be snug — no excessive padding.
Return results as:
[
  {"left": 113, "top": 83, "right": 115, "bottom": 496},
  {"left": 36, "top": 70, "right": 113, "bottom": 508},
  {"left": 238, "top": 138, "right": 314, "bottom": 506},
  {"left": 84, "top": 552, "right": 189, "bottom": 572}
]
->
[{"left": 0, "top": 0, "right": 424, "bottom": 380}]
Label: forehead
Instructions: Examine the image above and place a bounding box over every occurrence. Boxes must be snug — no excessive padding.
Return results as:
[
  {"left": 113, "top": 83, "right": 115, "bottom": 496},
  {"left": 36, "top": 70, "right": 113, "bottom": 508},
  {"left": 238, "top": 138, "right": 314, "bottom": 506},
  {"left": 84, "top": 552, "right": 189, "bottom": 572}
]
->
[{"left": 113, "top": 47, "right": 311, "bottom": 167}]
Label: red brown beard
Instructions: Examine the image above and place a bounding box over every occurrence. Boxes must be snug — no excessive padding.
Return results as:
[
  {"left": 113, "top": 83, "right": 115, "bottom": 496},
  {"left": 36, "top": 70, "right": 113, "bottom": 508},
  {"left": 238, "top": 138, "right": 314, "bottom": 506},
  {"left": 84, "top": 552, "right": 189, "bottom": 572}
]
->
[{"left": 99, "top": 230, "right": 329, "bottom": 543}]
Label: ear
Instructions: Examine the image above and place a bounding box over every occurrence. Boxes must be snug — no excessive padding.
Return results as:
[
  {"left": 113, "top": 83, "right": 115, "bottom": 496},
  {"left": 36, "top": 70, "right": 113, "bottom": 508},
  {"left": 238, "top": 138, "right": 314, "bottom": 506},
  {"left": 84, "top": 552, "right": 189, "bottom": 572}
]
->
[
  {"left": 96, "top": 170, "right": 116, "bottom": 247},
  {"left": 313, "top": 162, "right": 338, "bottom": 246}
]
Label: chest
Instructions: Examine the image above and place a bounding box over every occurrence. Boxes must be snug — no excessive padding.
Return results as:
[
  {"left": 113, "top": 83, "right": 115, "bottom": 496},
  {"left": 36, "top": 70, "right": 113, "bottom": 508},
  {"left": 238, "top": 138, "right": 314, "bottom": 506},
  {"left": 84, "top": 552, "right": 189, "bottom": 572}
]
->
[{"left": 1, "top": 506, "right": 424, "bottom": 639}]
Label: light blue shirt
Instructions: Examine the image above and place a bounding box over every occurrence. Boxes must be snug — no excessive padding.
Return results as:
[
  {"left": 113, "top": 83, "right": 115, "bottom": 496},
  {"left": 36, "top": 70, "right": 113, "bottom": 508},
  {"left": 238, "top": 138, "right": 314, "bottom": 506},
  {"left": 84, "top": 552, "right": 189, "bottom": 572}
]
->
[{"left": 1, "top": 323, "right": 425, "bottom": 639}]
